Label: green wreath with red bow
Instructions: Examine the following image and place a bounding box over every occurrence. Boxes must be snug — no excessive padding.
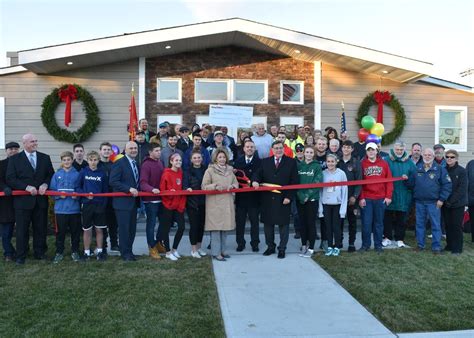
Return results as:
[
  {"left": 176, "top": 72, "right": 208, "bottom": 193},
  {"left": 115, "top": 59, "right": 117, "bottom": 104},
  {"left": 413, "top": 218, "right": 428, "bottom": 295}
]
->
[{"left": 41, "top": 84, "right": 100, "bottom": 143}]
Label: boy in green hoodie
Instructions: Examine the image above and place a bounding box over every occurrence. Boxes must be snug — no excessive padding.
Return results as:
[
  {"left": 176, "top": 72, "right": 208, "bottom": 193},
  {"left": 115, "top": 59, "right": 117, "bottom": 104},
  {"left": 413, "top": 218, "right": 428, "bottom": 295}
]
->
[{"left": 297, "top": 146, "right": 323, "bottom": 257}]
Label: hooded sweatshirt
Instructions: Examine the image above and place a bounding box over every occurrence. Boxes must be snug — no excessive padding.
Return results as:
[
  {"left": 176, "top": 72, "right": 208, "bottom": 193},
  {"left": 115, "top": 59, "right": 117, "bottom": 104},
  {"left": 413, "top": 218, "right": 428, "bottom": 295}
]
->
[
  {"left": 139, "top": 156, "right": 165, "bottom": 202},
  {"left": 360, "top": 156, "right": 393, "bottom": 200},
  {"left": 318, "top": 168, "right": 348, "bottom": 218},
  {"left": 50, "top": 167, "right": 81, "bottom": 214},
  {"left": 78, "top": 166, "right": 108, "bottom": 206},
  {"left": 296, "top": 160, "right": 322, "bottom": 203},
  {"left": 159, "top": 168, "right": 186, "bottom": 212}
]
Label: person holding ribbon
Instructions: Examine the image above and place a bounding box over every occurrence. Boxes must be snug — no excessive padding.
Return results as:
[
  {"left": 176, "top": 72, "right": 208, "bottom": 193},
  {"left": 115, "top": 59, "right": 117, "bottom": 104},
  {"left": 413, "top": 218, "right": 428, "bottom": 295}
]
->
[{"left": 202, "top": 148, "right": 239, "bottom": 261}]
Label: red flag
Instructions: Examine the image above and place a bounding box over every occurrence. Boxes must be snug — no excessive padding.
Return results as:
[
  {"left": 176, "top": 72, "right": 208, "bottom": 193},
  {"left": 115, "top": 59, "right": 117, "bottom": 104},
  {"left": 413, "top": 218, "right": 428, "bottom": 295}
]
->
[{"left": 128, "top": 85, "right": 138, "bottom": 141}]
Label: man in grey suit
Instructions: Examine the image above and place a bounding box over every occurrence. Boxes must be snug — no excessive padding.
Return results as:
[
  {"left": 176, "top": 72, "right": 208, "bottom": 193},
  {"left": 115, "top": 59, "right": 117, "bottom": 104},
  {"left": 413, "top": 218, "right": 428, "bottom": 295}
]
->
[{"left": 110, "top": 141, "right": 140, "bottom": 261}]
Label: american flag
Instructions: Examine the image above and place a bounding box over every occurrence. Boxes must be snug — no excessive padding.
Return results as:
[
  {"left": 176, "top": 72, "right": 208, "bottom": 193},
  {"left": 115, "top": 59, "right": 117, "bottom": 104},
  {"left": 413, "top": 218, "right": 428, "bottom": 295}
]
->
[{"left": 340, "top": 106, "right": 347, "bottom": 133}]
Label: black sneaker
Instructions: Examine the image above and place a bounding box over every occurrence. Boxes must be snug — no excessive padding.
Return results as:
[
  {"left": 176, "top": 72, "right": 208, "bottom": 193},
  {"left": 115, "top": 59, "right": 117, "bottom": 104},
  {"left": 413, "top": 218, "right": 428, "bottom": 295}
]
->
[
  {"left": 97, "top": 252, "right": 107, "bottom": 261},
  {"left": 348, "top": 245, "right": 356, "bottom": 253}
]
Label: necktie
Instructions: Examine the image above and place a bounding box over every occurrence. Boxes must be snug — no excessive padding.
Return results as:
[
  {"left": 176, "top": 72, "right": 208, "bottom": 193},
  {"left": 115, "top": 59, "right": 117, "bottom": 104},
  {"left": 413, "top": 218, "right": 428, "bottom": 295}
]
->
[
  {"left": 132, "top": 160, "right": 139, "bottom": 186},
  {"left": 29, "top": 154, "right": 36, "bottom": 170},
  {"left": 246, "top": 158, "right": 251, "bottom": 165},
  {"left": 275, "top": 157, "right": 280, "bottom": 168}
]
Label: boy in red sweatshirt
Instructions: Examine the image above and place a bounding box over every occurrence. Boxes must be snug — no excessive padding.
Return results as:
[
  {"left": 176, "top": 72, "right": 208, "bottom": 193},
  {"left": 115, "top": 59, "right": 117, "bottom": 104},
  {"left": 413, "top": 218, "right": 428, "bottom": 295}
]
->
[{"left": 359, "top": 142, "right": 393, "bottom": 253}]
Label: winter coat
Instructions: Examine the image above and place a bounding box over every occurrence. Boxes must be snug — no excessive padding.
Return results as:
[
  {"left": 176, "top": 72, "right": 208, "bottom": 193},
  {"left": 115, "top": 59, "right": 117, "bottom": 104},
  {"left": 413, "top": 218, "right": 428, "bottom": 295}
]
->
[
  {"left": 466, "top": 160, "right": 474, "bottom": 206},
  {"left": 413, "top": 161, "right": 452, "bottom": 203},
  {"left": 183, "top": 165, "right": 207, "bottom": 209},
  {"left": 385, "top": 150, "right": 417, "bottom": 212},
  {"left": 296, "top": 160, "right": 322, "bottom": 204},
  {"left": 445, "top": 163, "right": 468, "bottom": 208},
  {"left": 202, "top": 164, "right": 238, "bottom": 231},
  {"left": 0, "top": 158, "right": 15, "bottom": 223},
  {"left": 139, "top": 156, "right": 164, "bottom": 202},
  {"left": 159, "top": 168, "right": 186, "bottom": 213},
  {"left": 233, "top": 154, "right": 261, "bottom": 208},
  {"left": 337, "top": 156, "right": 362, "bottom": 200},
  {"left": 360, "top": 156, "right": 393, "bottom": 200},
  {"left": 50, "top": 167, "right": 81, "bottom": 214}
]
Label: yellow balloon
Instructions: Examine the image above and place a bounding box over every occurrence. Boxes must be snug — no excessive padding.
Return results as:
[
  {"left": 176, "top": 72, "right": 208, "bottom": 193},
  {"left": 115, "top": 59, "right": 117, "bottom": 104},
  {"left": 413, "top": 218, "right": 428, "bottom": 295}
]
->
[
  {"left": 371, "top": 123, "right": 385, "bottom": 137},
  {"left": 113, "top": 154, "right": 124, "bottom": 162}
]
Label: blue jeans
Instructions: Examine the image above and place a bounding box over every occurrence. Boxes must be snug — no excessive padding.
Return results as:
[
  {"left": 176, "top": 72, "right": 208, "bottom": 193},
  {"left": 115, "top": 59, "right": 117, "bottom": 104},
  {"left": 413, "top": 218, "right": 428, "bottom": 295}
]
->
[
  {"left": 145, "top": 202, "right": 162, "bottom": 248},
  {"left": 1, "top": 222, "right": 15, "bottom": 258},
  {"left": 415, "top": 201, "right": 441, "bottom": 251},
  {"left": 361, "top": 199, "right": 386, "bottom": 250}
]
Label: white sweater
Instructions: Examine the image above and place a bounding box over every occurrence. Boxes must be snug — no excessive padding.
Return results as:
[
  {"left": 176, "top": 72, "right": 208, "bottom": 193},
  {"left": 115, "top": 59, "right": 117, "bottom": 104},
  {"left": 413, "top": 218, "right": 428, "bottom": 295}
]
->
[{"left": 319, "top": 168, "right": 348, "bottom": 218}]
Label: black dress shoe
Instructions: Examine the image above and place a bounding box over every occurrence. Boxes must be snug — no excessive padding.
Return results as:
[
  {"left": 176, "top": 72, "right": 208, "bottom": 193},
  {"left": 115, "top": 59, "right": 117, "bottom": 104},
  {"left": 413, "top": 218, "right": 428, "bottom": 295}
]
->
[
  {"left": 294, "top": 231, "right": 301, "bottom": 239},
  {"left": 252, "top": 246, "right": 259, "bottom": 252},
  {"left": 277, "top": 250, "right": 285, "bottom": 259},
  {"left": 16, "top": 258, "right": 25, "bottom": 265},
  {"left": 263, "top": 247, "right": 275, "bottom": 256},
  {"left": 236, "top": 244, "right": 245, "bottom": 252}
]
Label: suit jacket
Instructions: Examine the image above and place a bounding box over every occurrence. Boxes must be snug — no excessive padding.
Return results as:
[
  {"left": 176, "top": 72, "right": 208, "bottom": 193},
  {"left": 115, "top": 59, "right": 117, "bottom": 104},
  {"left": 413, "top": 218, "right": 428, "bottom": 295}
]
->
[
  {"left": 0, "top": 158, "right": 15, "bottom": 222},
  {"left": 252, "top": 155, "right": 298, "bottom": 224},
  {"left": 110, "top": 156, "right": 140, "bottom": 210},
  {"left": 6, "top": 151, "right": 54, "bottom": 210},
  {"left": 233, "top": 154, "right": 262, "bottom": 207}
]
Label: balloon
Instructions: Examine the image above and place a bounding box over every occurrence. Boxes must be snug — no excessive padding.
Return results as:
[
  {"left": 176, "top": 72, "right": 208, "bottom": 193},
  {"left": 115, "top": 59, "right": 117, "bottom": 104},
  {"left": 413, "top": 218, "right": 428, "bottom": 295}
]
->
[
  {"left": 111, "top": 144, "right": 120, "bottom": 155},
  {"left": 357, "top": 128, "right": 370, "bottom": 142},
  {"left": 361, "top": 115, "right": 376, "bottom": 130},
  {"left": 113, "top": 154, "right": 124, "bottom": 162},
  {"left": 366, "top": 134, "right": 380, "bottom": 144},
  {"left": 370, "top": 123, "right": 385, "bottom": 137}
]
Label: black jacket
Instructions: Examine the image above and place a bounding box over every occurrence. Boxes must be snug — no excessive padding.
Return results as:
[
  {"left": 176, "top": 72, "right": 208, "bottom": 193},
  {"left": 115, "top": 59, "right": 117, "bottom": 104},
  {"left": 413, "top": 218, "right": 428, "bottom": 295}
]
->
[
  {"left": 252, "top": 156, "right": 298, "bottom": 225},
  {"left": 6, "top": 151, "right": 55, "bottom": 210},
  {"left": 233, "top": 154, "right": 262, "bottom": 208},
  {"left": 337, "top": 156, "right": 362, "bottom": 200},
  {"left": 0, "top": 158, "right": 15, "bottom": 223},
  {"left": 176, "top": 137, "right": 193, "bottom": 153},
  {"left": 467, "top": 160, "right": 474, "bottom": 206},
  {"left": 445, "top": 163, "right": 468, "bottom": 208},
  {"left": 183, "top": 165, "right": 207, "bottom": 209}
]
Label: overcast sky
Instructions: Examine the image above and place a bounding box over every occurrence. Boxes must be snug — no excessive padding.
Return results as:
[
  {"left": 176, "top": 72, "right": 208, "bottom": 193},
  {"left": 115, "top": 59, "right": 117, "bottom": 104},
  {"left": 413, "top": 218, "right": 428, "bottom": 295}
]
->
[{"left": 1, "top": 0, "right": 473, "bottom": 85}]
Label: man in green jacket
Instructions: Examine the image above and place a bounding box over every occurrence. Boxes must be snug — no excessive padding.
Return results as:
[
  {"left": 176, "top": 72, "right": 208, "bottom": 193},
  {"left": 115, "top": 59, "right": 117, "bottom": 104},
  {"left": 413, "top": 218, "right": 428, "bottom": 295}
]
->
[{"left": 383, "top": 141, "right": 417, "bottom": 248}]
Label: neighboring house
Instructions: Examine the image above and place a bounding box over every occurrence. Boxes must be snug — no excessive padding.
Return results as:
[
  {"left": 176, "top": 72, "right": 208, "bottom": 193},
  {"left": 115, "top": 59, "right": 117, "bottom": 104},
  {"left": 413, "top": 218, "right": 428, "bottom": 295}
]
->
[{"left": 0, "top": 18, "right": 473, "bottom": 165}]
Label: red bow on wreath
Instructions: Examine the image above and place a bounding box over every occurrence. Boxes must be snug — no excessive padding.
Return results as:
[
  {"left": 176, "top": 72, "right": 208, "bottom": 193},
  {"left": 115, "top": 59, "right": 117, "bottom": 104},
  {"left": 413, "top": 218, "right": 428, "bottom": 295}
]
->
[
  {"left": 58, "top": 85, "right": 78, "bottom": 127},
  {"left": 373, "top": 90, "right": 391, "bottom": 123}
]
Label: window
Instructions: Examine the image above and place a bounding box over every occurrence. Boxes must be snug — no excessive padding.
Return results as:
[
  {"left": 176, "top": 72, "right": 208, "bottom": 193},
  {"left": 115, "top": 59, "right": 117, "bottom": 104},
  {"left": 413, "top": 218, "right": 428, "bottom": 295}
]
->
[
  {"left": 280, "top": 80, "right": 304, "bottom": 104},
  {"left": 233, "top": 80, "right": 267, "bottom": 104},
  {"left": 157, "top": 114, "right": 182, "bottom": 126},
  {"left": 157, "top": 78, "right": 182, "bottom": 103},
  {"left": 195, "top": 79, "right": 230, "bottom": 103},
  {"left": 195, "top": 79, "right": 268, "bottom": 104},
  {"left": 435, "top": 106, "right": 467, "bottom": 152}
]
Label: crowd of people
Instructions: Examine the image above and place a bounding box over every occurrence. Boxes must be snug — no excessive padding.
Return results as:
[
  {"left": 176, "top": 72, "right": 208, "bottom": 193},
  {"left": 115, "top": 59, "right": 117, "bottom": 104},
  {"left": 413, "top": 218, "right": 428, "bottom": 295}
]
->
[{"left": 1, "top": 118, "right": 473, "bottom": 265}]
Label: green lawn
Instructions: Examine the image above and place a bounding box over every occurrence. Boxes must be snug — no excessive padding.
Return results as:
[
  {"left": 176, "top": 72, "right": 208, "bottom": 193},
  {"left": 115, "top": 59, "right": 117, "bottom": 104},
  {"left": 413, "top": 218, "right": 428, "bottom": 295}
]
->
[
  {"left": 315, "top": 232, "right": 474, "bottom": 333},
  {"left": 0, "top": 239, "right": 225, "bottom": 338}
]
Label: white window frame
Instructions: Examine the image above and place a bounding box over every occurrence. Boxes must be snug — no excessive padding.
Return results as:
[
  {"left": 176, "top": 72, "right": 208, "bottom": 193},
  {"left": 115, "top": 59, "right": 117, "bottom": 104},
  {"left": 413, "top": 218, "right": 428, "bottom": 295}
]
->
[
  {"left": 195, "top": 79, "right": 231, "bottom": 104},
  {"left": 280, "top": 80, "right": 304, "bottom": 105},
  {"left": 194, "top": 79, "right": 268, "bottom": 104},
  {"left": 157, "top": 114, "right": 182, "bottom": 126},
  {"left": 156, "top": 78, "right": 182, "bottom": 103},
  {"left": 232, "top": 79, "right": 268, "bottom": 104},
  {"left": 434, "top": 105, "right": 468, "bottom": 152},
  {"left": 0, "top": 97, "right": 5, "bottom": 149}
]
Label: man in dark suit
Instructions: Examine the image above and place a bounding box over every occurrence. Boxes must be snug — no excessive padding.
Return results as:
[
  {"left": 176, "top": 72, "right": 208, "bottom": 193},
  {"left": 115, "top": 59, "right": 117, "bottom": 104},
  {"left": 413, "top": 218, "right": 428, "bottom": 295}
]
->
[
  {"left": 6, "top": 134, "right": 55, "bottom": 264},
  {"left": 109, "top": 141, "right": 140, "bottom": 261},
  {"left": 252, "top": 140, "right": 298, "bottom": 259},
  {"left": 234, "top": 139, "right": 262, "bottom": 252}
]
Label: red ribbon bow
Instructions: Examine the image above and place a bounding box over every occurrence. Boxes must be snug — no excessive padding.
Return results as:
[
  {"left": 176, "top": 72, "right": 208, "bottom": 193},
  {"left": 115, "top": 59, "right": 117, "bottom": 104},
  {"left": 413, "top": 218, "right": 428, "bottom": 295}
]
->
[
  {"left": 58, "top": 85, "right": 78, "bottom": 127},
  {"left": 373, "top": 90, "right": 391, "bottom": 123}
]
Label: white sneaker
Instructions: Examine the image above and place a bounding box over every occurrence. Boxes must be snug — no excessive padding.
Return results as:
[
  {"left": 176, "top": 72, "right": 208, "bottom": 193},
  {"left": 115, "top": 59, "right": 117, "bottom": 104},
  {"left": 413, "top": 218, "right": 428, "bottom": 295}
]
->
[
  {"left": 191, "top": 251, "right": 201, "bottom": 259},
  {"left": 301, "top": 248, "right": 314, "bottom": 258},
  {"left": 172, "top": 250, "right": 181, "bottom": 259},
  {"left": 428, "top": 234, "right": 433, "bottom": 238},
  {"left": 197, "top": 248, "right": 207, "bottom": 257},
  {"left": 165, "top": 253, "right": 178, "bottom": 261},
  {"left": 382, "top": 238, "right": 392, "bottom": 247},
  {"left": 397, "top": 240, "right": 406, "bottom": 248},
  {"left": 299, "top": 246, "right": 308, "bottom": 257}
]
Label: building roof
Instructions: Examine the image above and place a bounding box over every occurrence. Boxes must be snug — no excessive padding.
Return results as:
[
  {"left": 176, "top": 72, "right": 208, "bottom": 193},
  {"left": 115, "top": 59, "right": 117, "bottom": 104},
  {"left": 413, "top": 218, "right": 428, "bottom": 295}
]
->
[{"left": 0, "top": 18, "right": 468, "bottom": 89}]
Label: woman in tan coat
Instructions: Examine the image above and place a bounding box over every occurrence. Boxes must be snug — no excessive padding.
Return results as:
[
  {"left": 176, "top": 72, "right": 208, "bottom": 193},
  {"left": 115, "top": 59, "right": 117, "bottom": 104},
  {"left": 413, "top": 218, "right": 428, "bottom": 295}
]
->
[{"left": 202, "top": 148, "right": 239, "bottom": 261}]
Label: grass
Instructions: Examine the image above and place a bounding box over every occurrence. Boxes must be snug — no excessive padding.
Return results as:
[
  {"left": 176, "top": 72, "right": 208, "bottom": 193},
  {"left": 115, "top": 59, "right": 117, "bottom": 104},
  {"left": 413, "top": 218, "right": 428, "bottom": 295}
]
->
[
  {"left": 0, "top": 238, "right": 225, "bottom": 338},
  {"left": 315, "top": 231, "right": 474, "bottom": 333}
]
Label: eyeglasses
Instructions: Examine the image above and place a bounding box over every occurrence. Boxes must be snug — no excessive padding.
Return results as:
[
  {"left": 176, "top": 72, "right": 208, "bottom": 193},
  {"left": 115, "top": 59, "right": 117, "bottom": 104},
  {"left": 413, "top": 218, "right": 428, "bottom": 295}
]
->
[
  {"left": 445, "top": 156, "right": 456, "bottom": 159},
  {"left": 296, "top": 149, "right": 304, "bottom": 153}
]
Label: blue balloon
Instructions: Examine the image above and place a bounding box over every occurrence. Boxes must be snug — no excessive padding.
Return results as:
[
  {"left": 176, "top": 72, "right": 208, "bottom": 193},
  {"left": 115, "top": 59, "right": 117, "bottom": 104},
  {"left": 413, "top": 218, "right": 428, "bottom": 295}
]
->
[{"left": 366, "top": 134, "right": 379, "bottom": 144}]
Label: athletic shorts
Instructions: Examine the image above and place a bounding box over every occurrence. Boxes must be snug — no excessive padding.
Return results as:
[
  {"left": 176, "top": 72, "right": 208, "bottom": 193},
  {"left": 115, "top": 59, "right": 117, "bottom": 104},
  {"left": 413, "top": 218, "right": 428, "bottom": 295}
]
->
[{"left": 82, "top": 203, "right": 107, "bottom": 230}]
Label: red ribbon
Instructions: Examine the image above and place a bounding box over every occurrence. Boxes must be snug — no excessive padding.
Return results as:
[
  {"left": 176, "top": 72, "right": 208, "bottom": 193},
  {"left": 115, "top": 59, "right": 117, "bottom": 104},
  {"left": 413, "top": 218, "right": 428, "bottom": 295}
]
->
[
  {"left": 58, "top": 85, "right": 78, "bottom": 127},
  {"left": 0, "top": 177, "right": 404, "bottom": 197},
  {"left": 373, "top": 90, "right": 391, "bottom": 124}
]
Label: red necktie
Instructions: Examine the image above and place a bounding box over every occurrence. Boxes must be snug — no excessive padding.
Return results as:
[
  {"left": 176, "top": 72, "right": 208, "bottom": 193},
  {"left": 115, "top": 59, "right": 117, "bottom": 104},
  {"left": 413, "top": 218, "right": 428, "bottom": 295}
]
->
[{"left": 275, "top": 157, "right": 280, "bottom": 168}]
